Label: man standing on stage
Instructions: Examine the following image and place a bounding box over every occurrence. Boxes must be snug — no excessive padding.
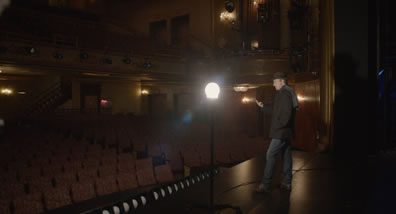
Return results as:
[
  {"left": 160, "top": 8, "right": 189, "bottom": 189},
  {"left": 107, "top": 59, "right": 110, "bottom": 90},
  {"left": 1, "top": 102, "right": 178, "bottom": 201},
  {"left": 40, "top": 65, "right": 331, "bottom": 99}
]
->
[{"left": 255, "top": 72, "right": 299, "bottom": 192}]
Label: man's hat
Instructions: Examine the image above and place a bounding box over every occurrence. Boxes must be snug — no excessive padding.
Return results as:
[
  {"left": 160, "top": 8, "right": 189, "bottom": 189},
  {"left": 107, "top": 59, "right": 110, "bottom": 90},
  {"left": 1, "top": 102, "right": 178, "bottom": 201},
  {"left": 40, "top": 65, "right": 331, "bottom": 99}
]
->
[{"left": 272, "top": 72, "right": 287, "bottom": 80}]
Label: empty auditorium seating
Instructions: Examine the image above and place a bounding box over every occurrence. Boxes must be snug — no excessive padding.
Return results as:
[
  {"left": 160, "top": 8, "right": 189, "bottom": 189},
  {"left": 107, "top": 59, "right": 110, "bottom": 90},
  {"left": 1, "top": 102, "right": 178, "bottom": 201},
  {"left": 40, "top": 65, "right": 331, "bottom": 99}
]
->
[
  {"left": 0, "top": 113, "right": 267, "bottom": 212},
  {"left": 13, "top": 193, "right": 44, "bottom": 214},
  {"left": 71, "top": 182, "right": 96, "bottom": 203},
  {"left": 182, "top": 149, "right": 202, "bottom": 168},
  {"left": 28, "top": 176, "right": 53, "bottom": 194},
  {"left": 98, "top": 165, "right": 118, "bottom": 178},
  {"left": 42, "top": 164, "right": 63, "bottom": 177},
  {"left": 0, "top": 182, "right": 25, "bottom": 200},
  {"left": 54, "top": 172, "right": 77, "bottom": 188},
  {"left": 63, "top": 160, "right": 83, "bottom": 173},
  {"left": 117, "top": 172, "right": 138, "bottom": 191},
  {"left": 18, "top": 167, "right": 42, "bottom": 183},
  {"left": 154, "top": 164, "right": 174, "bottom": 183},
  {"left": 77, "top": 168, "right": 98, "bottom": 183},
  {"left": 136, "top": 158, "right": 156, "bottom": 186},
  {"left": 43, "top": 186, "right": 72, "bottom": 211},
  {"left": 163, "top": 148, "right": 183, "bottom": 172},
  {"left": 0, "top": 199, "right": 11, "bottom": 214},
  {"left": 95, "top": 176, "right": 119, "bottom": 196}
]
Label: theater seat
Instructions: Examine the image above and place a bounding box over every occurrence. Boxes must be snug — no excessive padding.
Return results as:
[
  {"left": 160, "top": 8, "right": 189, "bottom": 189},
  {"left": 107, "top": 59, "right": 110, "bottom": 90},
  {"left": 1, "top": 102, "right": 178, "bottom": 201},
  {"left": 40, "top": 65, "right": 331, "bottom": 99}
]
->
[
  {"left": 154, "top": 164, "right": 174, "bottom": 183},
  {"left": 28, "top": 177, "right": 53, "bottom": 194},
  {"left": 95, "top": 176, "right": 119, "bottom": 196},
  {"left": 117, "top": 172, "right": 138, "bottom": 191},
  {"left": 71, "top": 182, "right": 96, "bottom": 203},
  {"left": 136, "top": 168, "right": 156, "bottom": 186},
  {"left": 43, "top": 186, "right": 72, "bottom": 211},
  {"left": 13, "top": 193, "right": 44, "bottom": 214},
  {"left": 0, "top": 199, "right": 11, "bottom": 214},
  {"left": 183, "top": 149, "right": 201, "bottom": 168}
]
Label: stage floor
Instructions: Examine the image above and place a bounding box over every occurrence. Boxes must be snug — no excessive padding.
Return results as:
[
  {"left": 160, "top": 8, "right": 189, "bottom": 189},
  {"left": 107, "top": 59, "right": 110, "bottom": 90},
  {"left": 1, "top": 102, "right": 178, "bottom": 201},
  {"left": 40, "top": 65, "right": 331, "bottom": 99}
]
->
[{"left": 131, "top": 150, "right": 365, "bottom": 214}]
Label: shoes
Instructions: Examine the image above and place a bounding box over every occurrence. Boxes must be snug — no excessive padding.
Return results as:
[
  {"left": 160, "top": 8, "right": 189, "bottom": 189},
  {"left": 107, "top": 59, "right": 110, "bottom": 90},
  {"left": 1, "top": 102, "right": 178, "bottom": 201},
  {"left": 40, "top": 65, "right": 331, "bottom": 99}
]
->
[
  {"left": 254, "top": 184, "right": 271, "bottom": 193},
  {"left": 280, "top": 183, "right": 291, "bottom": 191}
]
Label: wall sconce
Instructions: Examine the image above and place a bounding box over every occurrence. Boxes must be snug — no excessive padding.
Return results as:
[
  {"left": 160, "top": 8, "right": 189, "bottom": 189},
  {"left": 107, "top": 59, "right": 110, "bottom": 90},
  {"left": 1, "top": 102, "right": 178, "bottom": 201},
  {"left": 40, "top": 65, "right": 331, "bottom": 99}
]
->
[
  {"left": 242, "top": 97, "right": 253, "bottom": 103},
  {"left": 233, "top": 86, "right": 248, "bottom": 92},
  {"left": 251, "top": 40, "right": 259, "bottom": 50},
  {"left": 1, "top": 88, "right": 13, "bottom": 95},
  {"left": 220, "top": 11, "right": 235, "bottom": 22},
  {"left": 141, "top": 89, "right": 149, "bottom": 95}
]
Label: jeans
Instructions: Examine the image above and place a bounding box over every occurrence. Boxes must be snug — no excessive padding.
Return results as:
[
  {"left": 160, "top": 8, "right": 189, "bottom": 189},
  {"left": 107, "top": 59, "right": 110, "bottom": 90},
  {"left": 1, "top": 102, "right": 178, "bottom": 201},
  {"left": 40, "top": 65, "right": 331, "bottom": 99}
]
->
[{"left": 261, "top": 138, "right": 292, "bottom": 187}]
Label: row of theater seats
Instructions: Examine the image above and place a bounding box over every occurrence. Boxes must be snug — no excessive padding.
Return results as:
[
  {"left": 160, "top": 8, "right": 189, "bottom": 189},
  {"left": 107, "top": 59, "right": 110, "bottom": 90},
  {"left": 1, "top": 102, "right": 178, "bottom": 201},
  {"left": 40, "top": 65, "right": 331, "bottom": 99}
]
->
[
  {"left": 0, "top": 115, "right": 268, "bottom": 213},
  {"left": 0, "top": 135, "right": 175, "bottom": 213}
]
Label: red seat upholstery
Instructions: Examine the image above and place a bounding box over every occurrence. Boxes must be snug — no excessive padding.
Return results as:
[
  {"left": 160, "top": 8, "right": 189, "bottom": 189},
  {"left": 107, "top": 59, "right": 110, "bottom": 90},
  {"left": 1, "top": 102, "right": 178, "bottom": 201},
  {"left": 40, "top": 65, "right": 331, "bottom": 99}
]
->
[
  {"left": 95, "top": 176, "right": 119, "bottom": 196},
  {"left": 71, "top": 182, "right": 96, "bottom": 203},
  {"left": 117, "top": 172, "right": 138, "bottom": 191},
  {"left": 154, "top": 164, "right": 174, "bottom": 183},
  {"left": 43, "top": 186, "right": 71, "bottom": 211}
]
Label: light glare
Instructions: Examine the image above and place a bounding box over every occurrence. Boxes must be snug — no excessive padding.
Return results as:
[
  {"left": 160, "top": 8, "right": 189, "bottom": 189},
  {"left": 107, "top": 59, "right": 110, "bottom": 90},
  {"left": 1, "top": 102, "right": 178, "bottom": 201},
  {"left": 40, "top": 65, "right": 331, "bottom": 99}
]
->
[
  {"left": 1, "top": 88, "right": 13, "bottom": 95},
  {"left": 205, "top": 82, "right": 220, "bottom": 99}
]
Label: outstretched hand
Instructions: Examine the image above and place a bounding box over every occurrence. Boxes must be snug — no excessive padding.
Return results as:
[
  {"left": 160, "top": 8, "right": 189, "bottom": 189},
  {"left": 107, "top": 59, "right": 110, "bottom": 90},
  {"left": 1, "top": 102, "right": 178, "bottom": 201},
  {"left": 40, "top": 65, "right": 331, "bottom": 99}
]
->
[{"left": 255, "top": 99, "right": 263, "bottom": 108}]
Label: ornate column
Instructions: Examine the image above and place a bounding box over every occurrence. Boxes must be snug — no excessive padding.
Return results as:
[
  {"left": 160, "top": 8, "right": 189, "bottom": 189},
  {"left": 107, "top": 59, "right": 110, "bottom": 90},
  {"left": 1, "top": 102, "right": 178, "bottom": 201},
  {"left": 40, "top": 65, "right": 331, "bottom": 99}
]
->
[{"left": 318, "top": 0, "right": 335, "bottom": 152}]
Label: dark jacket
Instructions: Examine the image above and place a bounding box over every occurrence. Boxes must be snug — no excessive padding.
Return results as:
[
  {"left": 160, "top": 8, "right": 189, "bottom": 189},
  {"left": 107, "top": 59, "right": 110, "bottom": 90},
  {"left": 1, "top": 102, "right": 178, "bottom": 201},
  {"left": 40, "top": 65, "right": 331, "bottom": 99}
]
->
[{"left": 261, "top": 86, "right": 296, "bottom": 140}]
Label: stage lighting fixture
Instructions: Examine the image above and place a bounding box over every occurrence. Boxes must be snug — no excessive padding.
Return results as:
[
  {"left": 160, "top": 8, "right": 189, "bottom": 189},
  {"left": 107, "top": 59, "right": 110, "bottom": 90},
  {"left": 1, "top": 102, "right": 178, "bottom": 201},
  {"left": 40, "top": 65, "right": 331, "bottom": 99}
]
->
[
  {"left": 179, "top": 181, "right": 185, "bottom": 189},
  {"left": 80, "top": 50, "right": 88, "bottom": 59},
  {"left": 160, "top": 188, "right": 166, "bottom": 197},
  {"left": 152, "top": 187, "right": 166, "bottom": 200},
  {"left": 140, "top": 195, "right": 147, "bottom": 206},
  {"left": 191, "top": 177, "right": 196, "bottom": 184},
  {"left": 153, "top": 191, "right": 160, "bottom": 200},
  {"left": 205, "top": 82, "right": 220, "bottom": 99},
  {"left": 131, "top": 199, "right": 139, "bottom": 209},
  {"left": 113, "top": 205, "right": 121, "bottom": 214},
  {"left": 167, "top": 185, "right": 173, "bottom": 194},
  {"left": 122, "top": 202, "right": 130, "bottom": 212}
]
